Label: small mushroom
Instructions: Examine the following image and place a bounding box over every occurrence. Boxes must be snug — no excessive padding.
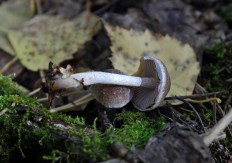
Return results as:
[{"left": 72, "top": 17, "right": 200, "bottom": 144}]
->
[
  {"left": 131, "top": 56, "right": 171, "bottom": 111},
  {"left": 49, "top": 56, "right": 171, "bottom": 110},
  {"left": 90, "top": 69, "right": 134, "bottom": 108}
]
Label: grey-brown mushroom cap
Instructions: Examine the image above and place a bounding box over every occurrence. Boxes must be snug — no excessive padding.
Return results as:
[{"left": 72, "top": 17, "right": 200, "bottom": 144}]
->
[
  {"left": 131, "top": 56, "right": 171, "bottom": 111},
  {"left": 90, "top": 69, "right": 134, "bottom": 108}
]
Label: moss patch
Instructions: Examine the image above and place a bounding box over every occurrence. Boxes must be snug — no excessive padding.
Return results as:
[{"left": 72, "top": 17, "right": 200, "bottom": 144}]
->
[
  {"left": 0, "top": 74, "right": 166, "bottom": 162},
  {"left": 203, "top": 42, "right": 232, "bottom": 92},
  {"left": 59, "top": 111, "right": 166, "bottom": 161}
]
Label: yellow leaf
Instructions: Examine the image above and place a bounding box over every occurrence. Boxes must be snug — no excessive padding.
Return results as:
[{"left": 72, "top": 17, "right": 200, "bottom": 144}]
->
[
  {"left": 7, "top": 13, "right": 102, "bottom": 71},
  {"left": 105, "top": 25, "right": 200, "bottom": 97},
  {"left": 0, "top": 0, "right": 34, "bottom": 55}
]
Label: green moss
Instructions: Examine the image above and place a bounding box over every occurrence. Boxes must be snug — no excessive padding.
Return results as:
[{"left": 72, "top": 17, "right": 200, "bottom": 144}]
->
[
  {"left": 0, "top": 74, "right": 53, "bottom": 161},
  {"left": 185, "top": 109, "right": 213, "bottom": 126},
  {"left": 200, "top": 109, "right": 213, "bottom": 125},
  {"left": 203, "top": 42, "right": 232, "bottom": 92},
  {"left": 220, "top": 5, "right": 232, "bottom": 25},
  {"left": 0, "top": 74, "right": 166, "bottom": 162},
  {"left": 114, "top": 110, "right": 145, "bottom": 122},
  {"left": 47, "top": 110, "right": 166, "bottom": 161},
  {"left": 43, "top": 150, "right": 67, "bottom": 163},
  {"left": 60, "top": 114, "right": 86, "bottom": 126},
  {"left": 81, "top": 110, "right": 166, "bottom": 161},
  {"left": 82, "top": 126, "right": 105, "bottom": 160},
  {"left": 113, "top": 110, "right": 165, "bottom": 147},
  {"left": 222, "top": 138, "right": 232, "bottom": 155},
  {"left": 0, "top": 74, "right": 25, "bottom": 96}
]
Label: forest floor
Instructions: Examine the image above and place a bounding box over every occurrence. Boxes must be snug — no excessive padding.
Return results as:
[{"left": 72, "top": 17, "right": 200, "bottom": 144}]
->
[{"left": 0, "top": 0, "right": 232, "bottom": 162}]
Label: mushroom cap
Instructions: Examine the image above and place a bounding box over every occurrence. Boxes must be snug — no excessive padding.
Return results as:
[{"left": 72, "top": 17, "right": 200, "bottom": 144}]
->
[
  {"left": 131, "top": 56, "right": 171, "bottom": 111},
  {"left": 90, "top": 69, "right": 134, "bottom": 108}
]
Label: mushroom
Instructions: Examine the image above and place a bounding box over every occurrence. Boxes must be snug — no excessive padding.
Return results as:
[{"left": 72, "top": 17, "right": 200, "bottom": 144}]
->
[
  {"left": 90, "top": 69, "right": 134, "bottom": 108},
  {"left": 131, "top": 56, "right": 171, "bottom": 111},
  {"left": 49, "top": 56, "right": 171, "bottom": 111}
]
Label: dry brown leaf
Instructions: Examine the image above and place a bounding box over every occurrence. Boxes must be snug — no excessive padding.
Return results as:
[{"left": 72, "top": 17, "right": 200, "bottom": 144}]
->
[{"left": 105, "top": 25, "right": 200, "bottom": 97}]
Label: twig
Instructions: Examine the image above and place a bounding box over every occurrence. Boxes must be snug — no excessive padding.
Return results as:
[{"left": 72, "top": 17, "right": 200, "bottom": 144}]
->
[
  {"left": 175, "top": 96, "right": 206, "bottom": 133},
  {"left": 27, "top": 87, "right": 41, "bottom": 96},
  {"left": 93, "top": 0, "right": 119, "bottom": 15},
  {"left": 37, "top": 87, "right": 90, "bottom": 101},
  {"left": 39, "top": 70, "right": 49, "bottom": 100},
  {"left": 194, "top": 83, "right": 225, "bottom": 116},
  {"left": 0, "top": 108, "right": 9, "bottom": 116},
  {"left": 186, "top": 97, "right": 221, "bottom": 104},
  {"left": 213, "top": 95, "right": 217, "bottom": 125},
  {"left": 215, "top": 103, "right": 225, "bottom": 116},
  {"left": 224, "top": 95, "right": 232, "bottom": 112},
  {"left": 97, "top": 109, "right": 113, "bottom": 132},
  {"left": 39, "top": 70, "right": 46, "bottom": 84},
  {"left": 0, "top": 57, "right": 18, "bottom": 74},
  {"left": 49, "top": 93, "right": 94, "bottom": 113},
  {"left": 35, "top": 0, "right": 42, "bottom": 14},
  {"left": 37, "top": 97, "right": 48, "bottom": 102},
  {"left": 224, "top": 95, "right": 232, "bottom": 137},
  {"left": 165, "top": 92, "right": 223, "bottom": 100},
  {"left": 204, "top": 109, "right": 232, "bottom": 146}
]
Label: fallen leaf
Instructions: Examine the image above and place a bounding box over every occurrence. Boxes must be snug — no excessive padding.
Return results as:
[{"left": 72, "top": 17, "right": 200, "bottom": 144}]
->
[
  {"left": 105, "top": 25, "right": 200, "bottom": 97},
  {"left": 7, "top": 13, "right": 102, "bottom": 71},
  {"left": 0, "top": 0, "right": 34, "bottom": 55}
]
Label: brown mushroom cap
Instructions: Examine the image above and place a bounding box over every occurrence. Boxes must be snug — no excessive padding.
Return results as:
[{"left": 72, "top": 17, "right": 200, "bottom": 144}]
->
[
  {"left": 90, "top": 69, "right": 134, "bottom": 108},
  {"left": 131, "top": 56, "right": 171, "bottom": 111}
]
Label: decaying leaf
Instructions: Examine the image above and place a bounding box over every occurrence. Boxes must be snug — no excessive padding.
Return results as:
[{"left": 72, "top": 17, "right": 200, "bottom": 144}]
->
[
  {"left": 0, "top": 0, "right": 34, "bottom": 55},
  {"left": 105, "top": 25, "right": 200, "bottom": 97},
  {"left": 7, "top": 13, "right": 102, "bottom": 71}
]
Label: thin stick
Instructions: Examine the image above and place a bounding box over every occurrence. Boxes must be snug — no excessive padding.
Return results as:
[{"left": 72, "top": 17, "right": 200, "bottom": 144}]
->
[
  {"left": 39, "top": 70, "right": 49, "bottom": 99},
  {"left": 0, "top": 108, "right": 9, "bottom": 116},
  {"left": 27, "top": 87, "right": 41, "bottom": 96},
  {"left": 94, "top": 0, "right": 119, "bottom": 15},
  {"left": 204, "top": 109, "right": 232, "bottom": 146},
  {"left": 35, "top": 0, "right": 42, "bottom": 14},
  {"left": 176, "top": 96, "right": 206, "bottom": 133},
  {"left": 0, "top": 57, "right": 18, "bottom": 74},
  {"left": 213, "top": 95, "right": 217, "bottom": 125},
  {"left": 37, "top": 97, "right": 47, "bottom": 102},
  {"left": 186, "top": 97, "right": 221, "bottom": 104},
  {"left": 37, "top": 88, "right": 90, "bottom": 102},
  {"left": 40, "top": 70, "right": 46, "bottom": 83},
  {"left": 50, "top": 93, "right": 94, "bottom": 113},
  {"left": 165, "top": 92, "right": 223, "bottom": 100}
]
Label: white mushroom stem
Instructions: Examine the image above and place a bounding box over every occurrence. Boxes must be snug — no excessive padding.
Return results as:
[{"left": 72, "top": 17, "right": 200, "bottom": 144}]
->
[{"left": 53, "top": 71, "right": 157, "bottom": 90}]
